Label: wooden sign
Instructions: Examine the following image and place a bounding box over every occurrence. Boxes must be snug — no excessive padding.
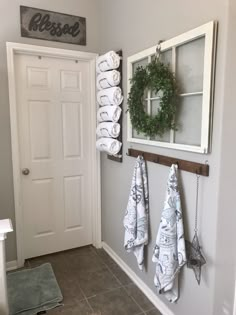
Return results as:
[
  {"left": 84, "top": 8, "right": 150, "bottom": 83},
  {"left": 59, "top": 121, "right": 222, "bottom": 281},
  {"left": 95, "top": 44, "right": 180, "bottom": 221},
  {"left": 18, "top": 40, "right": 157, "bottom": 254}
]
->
[{"left": 20, "top": 6, "right": 86, "bottom": 45}]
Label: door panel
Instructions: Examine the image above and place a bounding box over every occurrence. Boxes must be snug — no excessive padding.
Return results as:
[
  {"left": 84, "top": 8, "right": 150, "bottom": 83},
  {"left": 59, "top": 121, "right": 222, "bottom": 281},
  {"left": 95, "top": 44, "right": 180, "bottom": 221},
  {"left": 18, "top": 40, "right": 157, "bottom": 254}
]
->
[
  {"left": 60, "top": 70, "right": 81, "bottom": 91},
  {"left": 33, "top": 178, "right": 54, "bottom": 236},
  {"left": 64, "top": 176, "right": 83, "bottom": 230},
  {"left": 15, "top": 54, "right": 93, "bottom": 258},
  {"left": 29, "top": 100, "right": 51, "bottom": 160},
  {"left": 62, "top": 102, "right": 82, "bottom": 158}
]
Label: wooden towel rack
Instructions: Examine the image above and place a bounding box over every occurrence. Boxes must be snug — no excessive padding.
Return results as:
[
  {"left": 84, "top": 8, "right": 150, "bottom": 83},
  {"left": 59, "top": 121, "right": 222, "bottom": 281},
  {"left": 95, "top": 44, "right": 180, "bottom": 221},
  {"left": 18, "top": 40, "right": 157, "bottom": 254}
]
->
[
  {"left": 107, "top": 50, "right": 123, "bottom": 163},
  {"left": 126, "top": 148, "right": 209, "bottom": 176}
]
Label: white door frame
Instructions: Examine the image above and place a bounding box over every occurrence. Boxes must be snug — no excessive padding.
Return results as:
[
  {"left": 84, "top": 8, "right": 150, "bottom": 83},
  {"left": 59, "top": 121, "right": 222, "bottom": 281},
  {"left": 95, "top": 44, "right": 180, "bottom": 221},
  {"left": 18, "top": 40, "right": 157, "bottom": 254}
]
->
[{"left": 6, "top": 42, "right": 101, "bottom": 267}]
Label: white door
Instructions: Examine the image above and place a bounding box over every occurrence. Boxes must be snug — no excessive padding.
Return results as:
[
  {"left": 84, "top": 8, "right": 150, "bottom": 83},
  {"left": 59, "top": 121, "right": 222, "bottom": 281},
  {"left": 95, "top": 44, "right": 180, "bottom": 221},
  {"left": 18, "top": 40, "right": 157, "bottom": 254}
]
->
[{"left": 14, "top": 53, "right": 94, "bottom": 259}]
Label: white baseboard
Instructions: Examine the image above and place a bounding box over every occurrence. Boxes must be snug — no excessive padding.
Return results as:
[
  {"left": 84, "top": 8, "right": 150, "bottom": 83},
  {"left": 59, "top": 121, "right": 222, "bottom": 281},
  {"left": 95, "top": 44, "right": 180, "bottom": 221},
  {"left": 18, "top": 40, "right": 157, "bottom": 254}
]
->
[
  {"left": 6, "top": 260, "right": 17, "bottom": 271},
  {"left": 233, "top": 277, "right": 236, "bottom": 315},
  {"left": 102, "top": 242, "right": 174, "bottom": 315}
]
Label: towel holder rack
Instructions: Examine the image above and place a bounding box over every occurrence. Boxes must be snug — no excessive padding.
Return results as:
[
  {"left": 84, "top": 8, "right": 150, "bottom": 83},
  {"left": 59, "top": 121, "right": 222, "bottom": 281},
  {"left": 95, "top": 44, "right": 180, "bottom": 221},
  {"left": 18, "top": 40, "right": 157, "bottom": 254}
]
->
[
  {"left": 126, "top": 148, "right": 209, "bottom": 176},
  {"left": 107, "top": 50, "right": 123, "bottom": 163}
]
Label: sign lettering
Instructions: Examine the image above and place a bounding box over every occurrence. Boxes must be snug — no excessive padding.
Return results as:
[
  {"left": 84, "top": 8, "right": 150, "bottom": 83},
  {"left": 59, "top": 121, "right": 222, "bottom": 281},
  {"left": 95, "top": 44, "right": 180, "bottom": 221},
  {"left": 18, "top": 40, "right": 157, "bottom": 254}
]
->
[{"left": 20, "top": 6, "right": 86, "bottom": 45}]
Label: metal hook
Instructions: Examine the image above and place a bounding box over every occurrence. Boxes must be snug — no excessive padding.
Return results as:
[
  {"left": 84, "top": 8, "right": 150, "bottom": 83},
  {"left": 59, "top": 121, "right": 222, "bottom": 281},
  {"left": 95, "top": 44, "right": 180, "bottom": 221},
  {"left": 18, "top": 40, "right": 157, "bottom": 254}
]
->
[
  {"left": 153, "top": 157, "right": 159, "bottom": 163},
  {"left": 196, "top": 169, "right": 201, "bottom": 177},
  {"left": 174, "top": 161, "right": 179, "bottom": 168},
  {"left": 156, "top": 40, "right": 164, "bottom": 59}
]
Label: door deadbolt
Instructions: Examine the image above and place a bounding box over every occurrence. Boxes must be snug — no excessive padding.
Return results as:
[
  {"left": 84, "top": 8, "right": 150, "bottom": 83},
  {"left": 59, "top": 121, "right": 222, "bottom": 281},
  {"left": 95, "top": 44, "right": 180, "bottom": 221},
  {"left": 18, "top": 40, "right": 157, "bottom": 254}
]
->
[{"left": 22, "top": 168, "right": 30, "bottom": 175}]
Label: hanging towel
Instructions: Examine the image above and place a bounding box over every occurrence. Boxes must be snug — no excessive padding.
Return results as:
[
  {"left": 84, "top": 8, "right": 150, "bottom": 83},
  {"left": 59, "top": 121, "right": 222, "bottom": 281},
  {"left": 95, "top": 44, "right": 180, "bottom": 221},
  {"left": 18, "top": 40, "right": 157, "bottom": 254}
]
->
[
  {"left": 124, "top": 156, "right": 149, "bottom": 271},
  {"left": 96, "top": 122, "right": 120, "bottom": 138},
  {"left": 97, "top": 87, "right": 123, "bottom": 106},
  {"left": 97, "top": 70, "right": 121, "bottom": 90},
  {"left": 96, "top": 51, "right": 120, "bottom": 72},
  {"left": 152, "top": 164, "right": 186, "bottom": 303},
  {"left": 96, "top": 137, "right": 122, "bottom": 155},
  {"left": 97, "top": 105, "right": 122, "bottom": 123}
]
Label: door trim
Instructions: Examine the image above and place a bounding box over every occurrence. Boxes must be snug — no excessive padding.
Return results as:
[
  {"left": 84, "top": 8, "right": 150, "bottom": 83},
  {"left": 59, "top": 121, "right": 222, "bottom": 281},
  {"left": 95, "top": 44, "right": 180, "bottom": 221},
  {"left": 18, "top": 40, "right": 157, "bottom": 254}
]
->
[{"left": 6, "top": 42, "right": 101, "bottom": 267}]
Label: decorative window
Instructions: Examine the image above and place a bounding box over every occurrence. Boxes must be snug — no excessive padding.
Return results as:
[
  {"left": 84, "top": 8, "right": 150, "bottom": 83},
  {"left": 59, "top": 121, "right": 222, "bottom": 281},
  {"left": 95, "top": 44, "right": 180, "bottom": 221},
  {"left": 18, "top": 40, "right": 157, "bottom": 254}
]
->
[{"left": 127, "top": 21, "right": 217, "bottom": 153}]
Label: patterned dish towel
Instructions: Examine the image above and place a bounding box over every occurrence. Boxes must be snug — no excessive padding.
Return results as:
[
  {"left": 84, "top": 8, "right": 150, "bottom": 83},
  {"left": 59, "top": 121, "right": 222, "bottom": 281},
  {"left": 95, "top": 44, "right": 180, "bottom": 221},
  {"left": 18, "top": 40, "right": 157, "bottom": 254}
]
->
[
  {"left": 152, "top": 164, "right": 186, "bottom": 302},
  {"left": 124, "top": 156, "right": 149, "bottom": 271}
]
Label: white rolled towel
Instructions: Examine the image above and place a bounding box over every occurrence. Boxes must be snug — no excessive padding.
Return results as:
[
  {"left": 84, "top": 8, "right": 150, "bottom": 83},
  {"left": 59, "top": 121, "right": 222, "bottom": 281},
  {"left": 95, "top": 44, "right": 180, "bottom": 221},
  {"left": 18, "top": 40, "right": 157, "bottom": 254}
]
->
[
  {"left": 96, "top": 70, "right": 121, "bottom": 90},
  {"left": 97, "top": 105, "right": 122, "bottom": 123},
  {"left": 96, "top": 138, "right": 122, "bottom": 155},
  {"left": 96, "top": 51, "right": 120, "bottom": 72},
  {"left": 97, "top": 87, "right": 123, "bottom": 106},
  {"left": 96, "top": 122, "right": 120, "bottom": 138}
]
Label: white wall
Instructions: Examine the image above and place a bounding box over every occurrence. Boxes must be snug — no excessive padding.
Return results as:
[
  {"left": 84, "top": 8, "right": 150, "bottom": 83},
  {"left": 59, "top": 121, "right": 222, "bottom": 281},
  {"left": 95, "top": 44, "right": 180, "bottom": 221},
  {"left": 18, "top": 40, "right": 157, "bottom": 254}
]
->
[
  {"left": 99, "top": 1, "right": 229, "bottom": 315},
  {"left": 0, "top": 0, "right": 101, "bottom": 261}
]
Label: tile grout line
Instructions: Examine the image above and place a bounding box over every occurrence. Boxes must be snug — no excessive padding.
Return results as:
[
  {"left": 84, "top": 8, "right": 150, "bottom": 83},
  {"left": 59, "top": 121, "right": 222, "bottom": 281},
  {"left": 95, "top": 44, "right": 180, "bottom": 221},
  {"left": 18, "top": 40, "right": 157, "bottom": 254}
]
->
[
  {"left": 84, "top": 297, "right": 95, "bottom": 313},
  {"left": 122, "top": 283, "right": 157, "bottom": 313},
  {"left": 86, "top": 284, "right": 126, "bottom": 300},
  {"left": 28, "top": 247, "right": 159, "bottom": 315},
  {"left": 123, "top": 284, "right": 147, "bottom": 314},
  {"left": 77, "top": 247, "right": 129, "bottom": 304},
  {"left": 72, "top": 260, "right": 96, "bottom": 313},
  {"left": 104, "top": 262, "right": 124, "bottom": 286},
  {"left": 81, "top": 247, "right": 126, "bottom": 314},
  {"left": 94, "top": 247, "right": 147, "bottom": 314},
  {"left": 94, "top": 247, "right": 159, "bottom": 315}
]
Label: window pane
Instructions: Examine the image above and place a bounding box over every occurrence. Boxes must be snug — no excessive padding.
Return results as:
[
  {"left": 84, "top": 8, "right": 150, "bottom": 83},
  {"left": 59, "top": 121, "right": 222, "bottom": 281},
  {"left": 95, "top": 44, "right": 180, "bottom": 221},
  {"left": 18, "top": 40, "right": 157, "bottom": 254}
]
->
[
  {"left": 132, "top": 129, "right": 147, "bottom": 140},
  {"left": 175, "top": 95, "right": 202, "bottom": 146},
  {"left": 132, "top": 58, "right": 148, "bottom": 75},
  {"left": 131, "top": 100, "right": 148, "bottom": 140},
  {"left": 150, "top": 99, "right": 170, "bottom": 142},
  {"left": 151, "top": 49, "right": 172, "bottom": 98},
  {"left": 151, "top": 49, "right": 172, "bottom": 66},
  {"left": 176, "top": 37, "right": 205, "bottom": 94},
  {"left": 160, "top": 49, "right": 172, "bottom": 66}
]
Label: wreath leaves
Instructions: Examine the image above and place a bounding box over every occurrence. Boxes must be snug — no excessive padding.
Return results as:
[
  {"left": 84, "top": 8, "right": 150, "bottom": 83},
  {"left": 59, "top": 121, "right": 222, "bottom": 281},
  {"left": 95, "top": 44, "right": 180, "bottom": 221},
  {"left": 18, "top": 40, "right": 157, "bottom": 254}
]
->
[{"left": 128, "top": 58, "right": 178, "bottom": 137}]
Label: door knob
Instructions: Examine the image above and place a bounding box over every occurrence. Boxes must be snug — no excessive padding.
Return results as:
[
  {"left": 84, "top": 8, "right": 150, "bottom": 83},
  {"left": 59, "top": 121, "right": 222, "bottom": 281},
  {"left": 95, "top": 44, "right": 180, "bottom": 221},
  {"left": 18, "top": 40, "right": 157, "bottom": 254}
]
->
[{"left": 22, "top": 168, "right": 30, "bottom": 175}]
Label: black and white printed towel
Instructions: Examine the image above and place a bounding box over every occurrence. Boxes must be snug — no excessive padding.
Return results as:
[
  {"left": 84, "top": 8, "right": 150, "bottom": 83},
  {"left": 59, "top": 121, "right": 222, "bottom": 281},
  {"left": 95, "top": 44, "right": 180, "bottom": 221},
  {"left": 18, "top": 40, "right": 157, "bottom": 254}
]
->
[
  {"left": 152, "top": 164, "right": 186, "bottom": 303},
  {"left": 124, "top": 156, "right": 149, "bottom": 270}
]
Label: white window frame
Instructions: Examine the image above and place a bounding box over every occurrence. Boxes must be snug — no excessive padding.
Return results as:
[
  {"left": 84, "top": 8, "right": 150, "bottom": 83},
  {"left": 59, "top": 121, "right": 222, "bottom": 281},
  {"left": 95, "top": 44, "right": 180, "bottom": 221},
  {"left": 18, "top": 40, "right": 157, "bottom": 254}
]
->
[{"left": 127, "top": 21, "right": 217, "bottom": 154}]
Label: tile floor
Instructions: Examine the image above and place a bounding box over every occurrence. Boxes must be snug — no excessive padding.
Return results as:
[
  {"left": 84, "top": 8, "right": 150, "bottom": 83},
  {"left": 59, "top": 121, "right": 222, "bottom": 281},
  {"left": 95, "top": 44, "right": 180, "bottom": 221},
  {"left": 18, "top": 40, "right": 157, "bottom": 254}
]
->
[{"left": 25, "top": 246, "right": 162, "bottom": 315}]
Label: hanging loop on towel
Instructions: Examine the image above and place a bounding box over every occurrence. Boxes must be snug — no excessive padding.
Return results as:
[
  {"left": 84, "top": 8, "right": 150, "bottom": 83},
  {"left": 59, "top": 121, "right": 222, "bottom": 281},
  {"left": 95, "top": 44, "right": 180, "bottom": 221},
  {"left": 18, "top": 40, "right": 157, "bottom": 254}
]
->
[
  {"left": 194, "top": 174, "right": 200, "bottom": 234},
  {"left": 155, "top": 40, "right": 164, "bottom": 60}
]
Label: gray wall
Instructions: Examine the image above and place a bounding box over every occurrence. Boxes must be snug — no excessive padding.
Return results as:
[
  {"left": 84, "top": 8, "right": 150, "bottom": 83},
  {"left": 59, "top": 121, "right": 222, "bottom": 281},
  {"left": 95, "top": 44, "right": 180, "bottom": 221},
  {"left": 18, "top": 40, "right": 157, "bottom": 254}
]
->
[
  {"left": 100, "top": 1, "right": 229, "bottom": 315},
  {"left": 1, "top": 1, "right": 235, "bottom": 314},
  {"left": 213, "top": 0, "right": 236, "bottom": 314},
  {"left": 0, "top": 0, "right": 100, "bottom": 261}
]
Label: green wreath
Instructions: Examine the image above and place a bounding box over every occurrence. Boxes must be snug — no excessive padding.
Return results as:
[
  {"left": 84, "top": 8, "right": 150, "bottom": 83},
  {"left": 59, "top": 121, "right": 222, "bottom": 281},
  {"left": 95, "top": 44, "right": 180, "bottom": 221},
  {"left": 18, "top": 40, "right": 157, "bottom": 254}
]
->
[{"left": 128, "top": 58, "right": 178, "bottom": 137}]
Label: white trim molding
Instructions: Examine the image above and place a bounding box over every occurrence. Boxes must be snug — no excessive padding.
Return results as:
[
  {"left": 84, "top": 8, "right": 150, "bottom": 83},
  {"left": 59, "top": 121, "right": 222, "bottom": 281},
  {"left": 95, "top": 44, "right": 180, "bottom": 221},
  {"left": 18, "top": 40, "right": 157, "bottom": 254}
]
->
[
  {"left": 233, "top": 275, "right": 236, "bottom": 315},
  {"left": 102, "top": 242, "right": 174, "bottom": 315},
  {"left": 0, "top": 219, "right": 13, "bottom": 315},
  {"left": 0, "top": 219, "right": 13, "bottom": 241},
  {"left": 6, "top": 260, "right": 18, "bottom": 272},
  {"left": 6, "top": 42, "right": 101, "bottom": 267}
]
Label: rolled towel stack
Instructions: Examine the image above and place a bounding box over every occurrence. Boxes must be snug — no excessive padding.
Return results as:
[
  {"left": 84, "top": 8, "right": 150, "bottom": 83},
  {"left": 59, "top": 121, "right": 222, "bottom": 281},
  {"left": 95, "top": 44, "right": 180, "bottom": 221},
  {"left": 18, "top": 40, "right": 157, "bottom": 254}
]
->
[
  {"left": 96, "top": 122, "right": 120, "bottom": 138},
  {"left": 97, "top": 105, "right": 122, "bottom": 123},
  {"left": 96, "top": 51, "right": 123, "bottom": 156},
  {"left": 96, "top": 51, "right": 120, "bottom": 72},
  {"left": 97, "top": 70, "right": 121, "bottom": 90},
  {"left": 96, "top": 138, "right": 122, "bottom": 155},
  {"left": 97, "top": 87, "right": 123, "bottom": 106}
]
